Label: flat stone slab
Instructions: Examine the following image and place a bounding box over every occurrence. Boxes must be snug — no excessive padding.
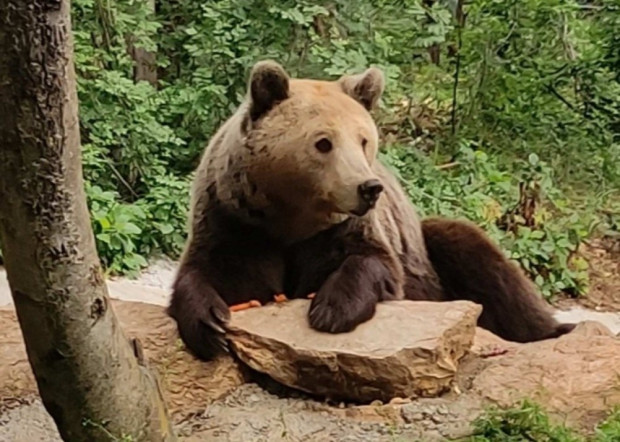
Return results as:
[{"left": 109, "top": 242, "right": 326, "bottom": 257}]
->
[{"left": 226, "top": 299, "right": 482, "bottom": 402}]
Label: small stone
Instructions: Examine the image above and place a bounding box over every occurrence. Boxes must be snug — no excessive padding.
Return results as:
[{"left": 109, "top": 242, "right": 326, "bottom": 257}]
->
[
  {"left": 378, "top": 426, "right": 391, "bottom": 435},
  {"left": 389, "top": 397, "right": 412, "bottom": 405},
  {"left": 431, "top": 414, "right": 444, "bottom": 424},
  {"left": 422, "top": 420, "right": 435, "bottom": 430},
  {"left": 401, "top": 410, "right": 424, "bottom": 423}
]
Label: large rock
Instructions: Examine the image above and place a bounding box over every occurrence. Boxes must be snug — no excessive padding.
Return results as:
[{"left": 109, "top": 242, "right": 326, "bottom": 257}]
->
[
  {"left": 471, "top": 320, "right": 620, "bottom": 431},
  {"left": 111, "top": 300, "right": 246, "bottom": 416},
  {"left": 0, "top": 299, "right": 245, "bottom": 420},
  {"left": 226, "top": 299, "right": 482, "bottom": 402}
]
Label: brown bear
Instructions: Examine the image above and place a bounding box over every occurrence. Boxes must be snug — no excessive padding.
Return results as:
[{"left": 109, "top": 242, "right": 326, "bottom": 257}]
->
[{"left": 167, "top": 60, "right": 576, "bottom": 361}]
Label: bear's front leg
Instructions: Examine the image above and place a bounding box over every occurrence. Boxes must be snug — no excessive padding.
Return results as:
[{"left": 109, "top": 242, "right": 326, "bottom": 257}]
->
[
  {"left": 168, "top": 263, "right": 231, "bottom": 361},
  {"left": 308, "top": 254, "right": 399, "bottom": 333}
]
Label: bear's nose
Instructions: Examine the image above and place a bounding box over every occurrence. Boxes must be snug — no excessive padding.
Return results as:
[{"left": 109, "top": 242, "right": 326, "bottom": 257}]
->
[{"left": 358, "top": 179, "right": 384, "bottom": 203}]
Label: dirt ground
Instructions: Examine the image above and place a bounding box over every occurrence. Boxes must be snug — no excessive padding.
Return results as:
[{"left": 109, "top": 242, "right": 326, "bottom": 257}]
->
[{"left": 555, "top": 238, "right": 620, "bottom": 312}]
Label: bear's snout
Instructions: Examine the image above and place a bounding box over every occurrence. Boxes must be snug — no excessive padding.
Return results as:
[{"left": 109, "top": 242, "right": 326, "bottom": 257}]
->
[
  {"left": 351, "top": 179, "right": 384, "bottom": 216},
  {"left": 358, "top": 179, "right": 384, "bottom": 203}
]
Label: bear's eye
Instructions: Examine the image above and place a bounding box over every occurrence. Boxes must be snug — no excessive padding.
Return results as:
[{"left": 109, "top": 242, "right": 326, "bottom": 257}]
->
[
  {"left": 315, "top": 138, "right": 333, "bottom": 154},
  {"left": 361, "top": 138, "right": 368, "bottom": 151}
]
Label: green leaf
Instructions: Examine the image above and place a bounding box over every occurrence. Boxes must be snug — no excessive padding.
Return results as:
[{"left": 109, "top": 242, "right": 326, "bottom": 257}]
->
[
  {"left": 122, "top": 223, "right": 142, "bottom": 235},
  {"left": 96, "top": 233, "right": 111, "bottom": 245},
  {"left": 156, "top": 223, "right": 174, "bottom": 235},
  {"left": 99, "top": 217, "right": 111, "bottom": 230}
]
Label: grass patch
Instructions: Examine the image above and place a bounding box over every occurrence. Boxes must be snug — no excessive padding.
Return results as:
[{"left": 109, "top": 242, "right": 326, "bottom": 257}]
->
[{"left": 469, "top": 401, "right": 620, "bottom": 442}]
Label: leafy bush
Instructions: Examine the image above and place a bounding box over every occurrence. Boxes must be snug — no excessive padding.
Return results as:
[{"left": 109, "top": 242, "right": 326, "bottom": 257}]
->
[
  {"left": 134, "top": 174, "right": 191, "bottom": 258},
  {"left": 87, "top": 184, "right": 149, "bottom": 276},
  {"left": 471, "top": 401, "right": 620, "bottom": 442},
  {"left": 382, "top": 143, "right": 596, "bottom": 298},
  {"left": 85, "top": 178, "right": 190, "bottom": 276}
]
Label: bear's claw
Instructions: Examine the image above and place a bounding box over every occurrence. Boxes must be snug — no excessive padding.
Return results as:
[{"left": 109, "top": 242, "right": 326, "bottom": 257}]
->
[
  {"left": 203, "top": 314, "right": 226, "bottom": 334},
  {"left": 308, "top": 295, "right": 359, "bottom": 333}
]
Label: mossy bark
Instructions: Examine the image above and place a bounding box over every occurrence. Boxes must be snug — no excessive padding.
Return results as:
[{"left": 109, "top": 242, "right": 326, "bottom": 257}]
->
[{"left": 0, "top": 0, "right": 175, "bottom": 440}]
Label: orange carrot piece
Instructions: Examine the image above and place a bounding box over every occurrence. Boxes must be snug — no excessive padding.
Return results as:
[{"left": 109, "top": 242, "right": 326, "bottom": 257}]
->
[
  {"left": 230, "top": 300, "right": 262, "bottom": 312},
  {"left": 229, "top": 303, "right": 251, "bottom": 312},
  {"left": 274, "top": 293, "right": 288, "bottom": 303}
]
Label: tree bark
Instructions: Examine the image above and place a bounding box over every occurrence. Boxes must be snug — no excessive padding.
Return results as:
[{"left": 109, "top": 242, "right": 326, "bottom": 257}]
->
[
  {"left": 0, "top": 1, "right": 175, "bottom": 440},
  {"left": 128, "top": 0, "right": 158, "bottom": 86}
]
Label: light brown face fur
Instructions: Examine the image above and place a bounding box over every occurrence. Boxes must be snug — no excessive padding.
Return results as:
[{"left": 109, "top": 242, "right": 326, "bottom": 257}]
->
[{"left": 243, "top": 61, "right": 385, "bottom": 218}]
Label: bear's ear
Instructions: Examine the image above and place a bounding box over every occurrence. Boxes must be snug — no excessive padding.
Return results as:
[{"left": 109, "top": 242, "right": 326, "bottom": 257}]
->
[
  {"left": 248, "top": 60, "right": 290, "bottom": 121},
  {"left": 338, "top": 67, "right": 385, "bottom": 111}
]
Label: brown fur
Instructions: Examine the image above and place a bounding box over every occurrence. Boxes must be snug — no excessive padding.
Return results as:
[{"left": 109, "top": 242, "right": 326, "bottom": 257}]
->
[
  {"left": 168, "top": 61, "right": 575, "bottom": 361},
  {"left": 421, "top": 218, "right": 576, "bottom": 342}
]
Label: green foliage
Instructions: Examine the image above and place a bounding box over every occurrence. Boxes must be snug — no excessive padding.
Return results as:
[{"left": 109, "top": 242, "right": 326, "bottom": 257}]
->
[
  {"left": 72, "top": 0, "right": 192, "bottom": 273},
  {"left": 471, "top": 400, "right": 581, "bottom": 442},
  {"left": 87, "top": 184, "right": 149, "bottom": 276},
  {"left": 470, "top": 401, "right": 620, "bottom": 442},
  {"left": 85, "top": 178, "right": 190, "bottom": 276},
  {"left": 382, "top": 143, "right": 595, "bottom": 297},
  {"left": 62, "top": 0, "right": 619, "bottom": 300},
  {"left": 595, "top": 408, "right": 620, "bottom": 442},
  {"left": 445, "top": 0, "right": 620, "bottom": 188},
  {"left": 134, "top": 174, "right": 191, "bottom": 257}
]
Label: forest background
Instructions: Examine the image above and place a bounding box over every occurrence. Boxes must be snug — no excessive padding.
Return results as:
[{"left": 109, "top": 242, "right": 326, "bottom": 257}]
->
[{"left": 33, "top": 0, "right": 619, "bottom": 302}]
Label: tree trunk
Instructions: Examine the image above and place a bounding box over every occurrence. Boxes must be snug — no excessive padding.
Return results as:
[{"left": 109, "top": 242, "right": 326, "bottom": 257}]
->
[
  {"left": 128, "top": 0, "right": 158, "bottom": 86},
  {"left": 0, "top": 1, "right": 175, "bottom": 440}
]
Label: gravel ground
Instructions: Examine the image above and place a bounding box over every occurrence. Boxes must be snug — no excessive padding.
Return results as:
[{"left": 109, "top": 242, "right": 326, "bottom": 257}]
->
[
  {"left": 0, "top": 383, "right": 481, "bottom": 442},
  {"left": 177, "top": 383, "right": 484, "bottom": 442},
  {"left": 178, "top": 384, "right": 431, "bottom": 442}
]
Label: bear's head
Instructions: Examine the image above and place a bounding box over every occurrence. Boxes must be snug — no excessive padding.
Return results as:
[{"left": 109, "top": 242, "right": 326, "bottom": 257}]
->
[{"left": 241, "top": 60, "right": 385, "bottom": 220}]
